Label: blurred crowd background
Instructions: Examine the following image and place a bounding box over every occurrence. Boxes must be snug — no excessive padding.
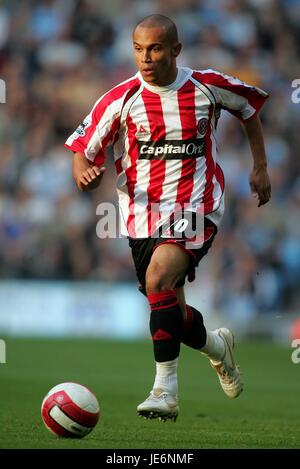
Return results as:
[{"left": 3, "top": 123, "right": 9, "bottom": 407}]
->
[{"left": 0, "top": 0, "right": 299, "bottom": 320}]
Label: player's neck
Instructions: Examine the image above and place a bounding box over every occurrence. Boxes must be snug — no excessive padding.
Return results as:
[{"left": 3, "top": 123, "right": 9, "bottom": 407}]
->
[{"left": 153, "top": 66, "right": 178, "bottom": 87}]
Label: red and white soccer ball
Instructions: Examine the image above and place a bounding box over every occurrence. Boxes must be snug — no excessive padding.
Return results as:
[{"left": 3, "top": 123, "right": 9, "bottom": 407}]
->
[{"left": 41, "top": 382, "right": 100, "bottom": 438}]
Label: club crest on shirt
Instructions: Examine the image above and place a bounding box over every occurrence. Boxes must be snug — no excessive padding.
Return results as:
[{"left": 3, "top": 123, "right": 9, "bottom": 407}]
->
[{"left": 197, "top": 118, "right": 208, "bottom": 137}]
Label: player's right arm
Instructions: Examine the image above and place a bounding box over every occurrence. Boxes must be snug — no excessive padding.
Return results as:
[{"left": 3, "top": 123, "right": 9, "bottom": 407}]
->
[
  {"left": 65, "top": 87, "right": 125, "bottom": 192},
  {"left": 72, "top": 152, "right": 106, "bottom": 192},
  {"left": 65, "top": 76, "right": 141, "bottom": 192}
]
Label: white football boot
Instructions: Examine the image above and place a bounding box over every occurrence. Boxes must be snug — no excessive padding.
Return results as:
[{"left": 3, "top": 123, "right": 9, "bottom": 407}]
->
[
  {"left": 210, "top": 328, "right": 243, "bottom": 399},
  {"left": 137, "top": 388, "right": 179, "bottom": 422}
]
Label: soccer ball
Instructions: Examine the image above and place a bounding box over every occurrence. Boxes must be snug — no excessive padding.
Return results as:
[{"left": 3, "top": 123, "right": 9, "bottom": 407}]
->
[{"left": 41, "top": 382, "right": 100, "bottom": 438}]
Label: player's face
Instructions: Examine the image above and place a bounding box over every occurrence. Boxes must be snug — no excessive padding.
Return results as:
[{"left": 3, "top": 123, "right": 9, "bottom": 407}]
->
[{"left": 133, "top": 26, "right": 181, "bottom": 86}]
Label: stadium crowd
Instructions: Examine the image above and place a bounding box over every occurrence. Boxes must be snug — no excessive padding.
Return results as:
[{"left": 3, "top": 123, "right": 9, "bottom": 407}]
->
[{"left": 0, "top": 0, "right": 299, "bottom": 319}]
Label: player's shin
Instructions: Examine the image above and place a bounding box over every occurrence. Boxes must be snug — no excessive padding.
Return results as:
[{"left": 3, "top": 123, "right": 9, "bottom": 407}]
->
[
  {"left": 181, "top": 305, "right": 207, "bottom": 349},
  {"left": 147, "top": 290, "right": 183, "bottom": 396},
  {"left": 182, "top": 305, "right": 225, "bottom": 360}
]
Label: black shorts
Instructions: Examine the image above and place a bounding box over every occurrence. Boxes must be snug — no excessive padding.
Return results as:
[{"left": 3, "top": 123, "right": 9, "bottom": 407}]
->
[{"left": 128, "top": 217, "right": 218, "bottom": 296}]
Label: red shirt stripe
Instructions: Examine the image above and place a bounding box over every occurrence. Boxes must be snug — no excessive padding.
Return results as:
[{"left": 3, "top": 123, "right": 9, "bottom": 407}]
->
[
  {"left": 176, "top": 80, "right": 197, "bottom": 205},
  {"left": 202, "top": 105, "right": 215, "bottom": 213},
  {"left": 142, "top": 89, "right": 166, "bottom": 234}
]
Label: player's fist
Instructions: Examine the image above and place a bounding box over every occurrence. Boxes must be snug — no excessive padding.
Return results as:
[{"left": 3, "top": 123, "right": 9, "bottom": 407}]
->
[
  {"left": 249, "top": 166, "right": 271, "bottom": 207},
  {"left": 77, "top": 166, "right": 106, "bottom": 192}
]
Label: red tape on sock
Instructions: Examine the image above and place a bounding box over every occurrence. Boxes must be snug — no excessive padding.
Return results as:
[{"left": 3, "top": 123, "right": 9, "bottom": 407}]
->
[{"left": 148, "top": 290, "right": 178, "bottom": 311}]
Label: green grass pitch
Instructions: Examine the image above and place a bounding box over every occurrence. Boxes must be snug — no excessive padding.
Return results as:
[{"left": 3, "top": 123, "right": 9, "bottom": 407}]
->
[{"left": 0, "top": 337, "right": 299, "bottom": 449}]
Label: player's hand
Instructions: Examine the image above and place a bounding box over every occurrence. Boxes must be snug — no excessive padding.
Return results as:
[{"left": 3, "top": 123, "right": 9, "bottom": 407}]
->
[
  {"left": 249, "top": 166, "right": 271, "bottom": 207},
  {"left": 77, "top": 166, "right": 106, "bottom": 191}
]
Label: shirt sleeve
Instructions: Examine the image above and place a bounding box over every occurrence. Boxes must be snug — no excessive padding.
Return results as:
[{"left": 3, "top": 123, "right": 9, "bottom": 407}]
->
[
  {"left": 64, "top": 92, "right": 122, "bottom": 167},
  {"left": 200, "top": 69, "right": 269, "bottom": 122}
]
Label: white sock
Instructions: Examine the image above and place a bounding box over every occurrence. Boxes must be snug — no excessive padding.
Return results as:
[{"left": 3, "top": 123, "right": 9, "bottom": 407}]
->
[
  {"left": 200, "top": 330, "right": 225, "bottom": 363},
  {"left": 153, "top": 358, "right": 178, "bottom": 396}
]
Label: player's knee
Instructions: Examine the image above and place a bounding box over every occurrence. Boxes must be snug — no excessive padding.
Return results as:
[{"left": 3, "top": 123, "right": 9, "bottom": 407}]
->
[{"left": 145, "top": 268, "right": 174, "bottom": 294}]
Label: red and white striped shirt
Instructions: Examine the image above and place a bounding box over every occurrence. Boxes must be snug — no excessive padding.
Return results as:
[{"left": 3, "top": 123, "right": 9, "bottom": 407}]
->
[{"left": 65, "top": 67, "right": 268, "bottom": 238}]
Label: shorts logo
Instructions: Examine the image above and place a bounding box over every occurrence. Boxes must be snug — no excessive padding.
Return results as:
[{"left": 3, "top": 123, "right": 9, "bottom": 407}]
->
[
  {"left": 138, "top": 139, "right": 205, "bottom": 160},
  {"left": 197, "top": 118, "right": 208, "bottom": 137}
]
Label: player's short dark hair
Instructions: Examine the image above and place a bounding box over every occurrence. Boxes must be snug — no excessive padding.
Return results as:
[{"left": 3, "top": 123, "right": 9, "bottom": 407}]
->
[{"left": 134, "top": 14, "right": 179, "bottom": 44}]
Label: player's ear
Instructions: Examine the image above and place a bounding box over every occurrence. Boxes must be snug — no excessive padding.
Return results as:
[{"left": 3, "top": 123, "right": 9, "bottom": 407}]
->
[{"left": 172, "top": 42, "right": 182, "bottom": 58}]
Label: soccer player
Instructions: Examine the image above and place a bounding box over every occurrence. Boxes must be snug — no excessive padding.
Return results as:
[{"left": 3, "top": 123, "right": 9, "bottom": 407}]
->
[{"left": 65, "top": 14, "right": 271, "bottom": 422}]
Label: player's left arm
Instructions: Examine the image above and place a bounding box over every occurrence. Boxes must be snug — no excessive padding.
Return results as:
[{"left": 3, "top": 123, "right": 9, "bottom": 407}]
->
[
  {"left": 200, "top": 69, "right": 271, "bottom": 206},
  {"left": 242, "top": 115, "right": 271, "bottom": 207}
]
